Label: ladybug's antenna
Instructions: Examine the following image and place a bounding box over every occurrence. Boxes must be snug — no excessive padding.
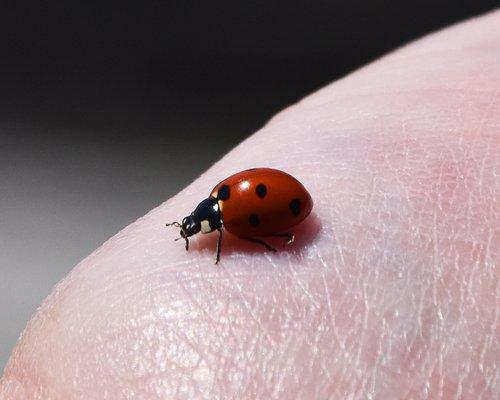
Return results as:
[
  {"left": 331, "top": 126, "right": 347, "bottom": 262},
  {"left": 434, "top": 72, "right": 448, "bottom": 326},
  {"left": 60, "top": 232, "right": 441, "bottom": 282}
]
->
[{"left": 166, "top": 222, "right": 189, "bottom": 251}]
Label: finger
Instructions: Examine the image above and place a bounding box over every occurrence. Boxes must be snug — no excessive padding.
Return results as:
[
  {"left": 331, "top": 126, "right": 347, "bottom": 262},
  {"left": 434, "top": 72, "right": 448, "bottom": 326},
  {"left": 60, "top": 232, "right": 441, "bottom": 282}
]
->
[{"left": 1, "top": 10, "right": 499, "bottom": 399}]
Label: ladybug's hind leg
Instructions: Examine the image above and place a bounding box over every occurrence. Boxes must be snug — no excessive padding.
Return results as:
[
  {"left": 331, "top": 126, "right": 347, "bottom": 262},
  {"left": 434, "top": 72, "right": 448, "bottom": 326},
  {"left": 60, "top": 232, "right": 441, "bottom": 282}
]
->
[
  {"left": 269, "top": 233, "right": 295, "bottom": 246},
  {"left": 242, "top": 237, "right": 277, "bottom": 253}
]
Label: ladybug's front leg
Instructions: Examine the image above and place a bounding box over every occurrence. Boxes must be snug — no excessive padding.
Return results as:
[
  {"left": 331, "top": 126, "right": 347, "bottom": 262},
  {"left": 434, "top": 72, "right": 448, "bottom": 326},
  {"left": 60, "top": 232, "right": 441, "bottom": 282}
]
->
[{"left": 215, "top": 228, "right": 223, "bottom": 264}]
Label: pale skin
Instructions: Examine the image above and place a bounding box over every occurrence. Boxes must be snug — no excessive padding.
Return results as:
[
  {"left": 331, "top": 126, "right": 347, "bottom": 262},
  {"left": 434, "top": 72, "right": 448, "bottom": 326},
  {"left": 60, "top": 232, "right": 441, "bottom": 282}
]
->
[{"left": 1, "top": 11, "right": 499, "bottom": 400}]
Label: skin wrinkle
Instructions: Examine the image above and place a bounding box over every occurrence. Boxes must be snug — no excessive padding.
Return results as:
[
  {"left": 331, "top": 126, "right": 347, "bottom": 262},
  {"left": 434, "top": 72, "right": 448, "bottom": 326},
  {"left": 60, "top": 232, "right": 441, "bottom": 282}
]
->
[{"left": 2, "top": 10, "right": 500, "bottom": 400}]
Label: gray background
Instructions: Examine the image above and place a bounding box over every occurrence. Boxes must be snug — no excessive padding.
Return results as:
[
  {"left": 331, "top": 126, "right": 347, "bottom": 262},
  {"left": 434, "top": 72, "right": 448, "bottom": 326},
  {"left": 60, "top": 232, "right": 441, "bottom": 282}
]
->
[{"left": 1, "top": 1, "right": 497, "bottom": 372}]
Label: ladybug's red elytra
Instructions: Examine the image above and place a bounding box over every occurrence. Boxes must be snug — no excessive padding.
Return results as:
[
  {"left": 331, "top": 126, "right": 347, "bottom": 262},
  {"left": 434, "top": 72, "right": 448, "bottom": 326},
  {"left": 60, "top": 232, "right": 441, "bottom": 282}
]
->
[{"left": 167, "top": 168, "right": 313, "bottom": 263}]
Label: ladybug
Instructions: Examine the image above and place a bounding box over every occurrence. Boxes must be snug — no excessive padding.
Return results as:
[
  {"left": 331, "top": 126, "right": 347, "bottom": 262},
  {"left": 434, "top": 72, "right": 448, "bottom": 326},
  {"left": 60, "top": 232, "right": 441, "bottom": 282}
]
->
[{"left": 166, "top": 168, "right": 313, "bottom": 263}]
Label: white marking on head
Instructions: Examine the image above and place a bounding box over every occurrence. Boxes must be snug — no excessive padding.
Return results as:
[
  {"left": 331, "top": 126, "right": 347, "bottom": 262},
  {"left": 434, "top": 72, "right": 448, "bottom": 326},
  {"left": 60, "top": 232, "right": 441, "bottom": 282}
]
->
[{"left": 200, "top": 220, "right": 212, "bottom": 234}]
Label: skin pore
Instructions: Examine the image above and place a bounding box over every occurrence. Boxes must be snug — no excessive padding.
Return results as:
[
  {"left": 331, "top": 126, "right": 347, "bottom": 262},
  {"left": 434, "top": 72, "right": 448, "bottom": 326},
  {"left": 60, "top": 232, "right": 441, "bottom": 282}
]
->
[{"left": 1, "top": 10, "right": 499, "bottom": 400}]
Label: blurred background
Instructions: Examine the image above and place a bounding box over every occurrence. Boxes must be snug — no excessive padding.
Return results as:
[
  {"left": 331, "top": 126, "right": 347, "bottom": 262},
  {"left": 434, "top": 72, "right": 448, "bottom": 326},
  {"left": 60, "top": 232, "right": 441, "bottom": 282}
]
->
[{"left": 0, "top": 1, "right": 497, "bottom": 370}]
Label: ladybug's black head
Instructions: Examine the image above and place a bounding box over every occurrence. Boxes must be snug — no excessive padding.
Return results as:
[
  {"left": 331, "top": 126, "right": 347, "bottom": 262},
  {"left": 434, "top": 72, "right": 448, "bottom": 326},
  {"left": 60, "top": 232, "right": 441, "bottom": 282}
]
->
[
  {"left": 166, "top": 197, "right": 222, "bottom": 252},
  {"left": 180, "top": 215, "right": 200, "bottom": 238}
]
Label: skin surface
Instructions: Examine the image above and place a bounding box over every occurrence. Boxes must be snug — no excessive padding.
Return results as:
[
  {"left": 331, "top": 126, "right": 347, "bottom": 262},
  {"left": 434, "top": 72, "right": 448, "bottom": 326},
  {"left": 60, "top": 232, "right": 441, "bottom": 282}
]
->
[{"left": 1, "top": 10, "right": 499, "bottom": 400}]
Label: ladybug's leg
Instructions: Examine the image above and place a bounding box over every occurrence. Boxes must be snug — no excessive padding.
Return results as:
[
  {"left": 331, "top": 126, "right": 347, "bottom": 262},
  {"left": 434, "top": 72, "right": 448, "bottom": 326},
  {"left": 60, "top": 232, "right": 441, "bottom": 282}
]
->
[
  {"left": 174, "top": 236, "right": 189, "bottom": 251},
  {"left": 243, "top": 237, "right": 277, "bottom": 253},
  {"left": 215, "top": 228, "right": 223, "bottom": 264},
  {"left": 269, "top": 233, "right": 295, "bottom": 246}
]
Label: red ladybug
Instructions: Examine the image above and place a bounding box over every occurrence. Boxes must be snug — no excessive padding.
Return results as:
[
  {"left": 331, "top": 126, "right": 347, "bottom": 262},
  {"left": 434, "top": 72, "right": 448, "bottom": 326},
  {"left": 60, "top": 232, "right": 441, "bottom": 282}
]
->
[{"left": 167, "top": 168, "right": 313, "bottom": 263}]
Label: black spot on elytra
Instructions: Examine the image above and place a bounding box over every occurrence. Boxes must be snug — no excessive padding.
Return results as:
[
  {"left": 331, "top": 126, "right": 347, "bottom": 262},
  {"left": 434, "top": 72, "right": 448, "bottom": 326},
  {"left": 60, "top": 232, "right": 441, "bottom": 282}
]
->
[
  {"left": 255, "top": 183, "right": 267, "bottom": 198},
  {"left": 289, "top": 198, "right": 301, "bottom": 216},
  {"left": 217, "top": 185, "right": 230, "bottom": 200},
  {"left": 249, "top": 213, "right": 260, "bottom": 227}
]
